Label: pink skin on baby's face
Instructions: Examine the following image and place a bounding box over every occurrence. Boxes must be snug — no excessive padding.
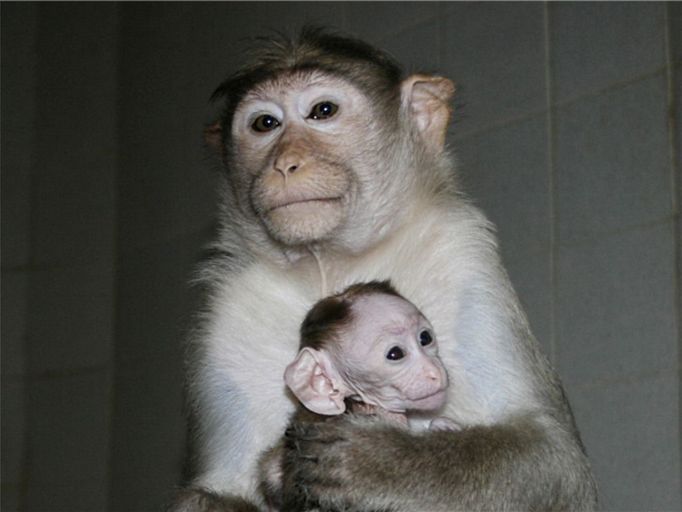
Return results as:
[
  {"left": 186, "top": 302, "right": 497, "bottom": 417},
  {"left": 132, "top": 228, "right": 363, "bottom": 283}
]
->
[
  {"left": 328, "top": 294, "right": 449, "bottom": 413},
  {"left": 284, "top": 293, "right": 449, "bottom": 417}
]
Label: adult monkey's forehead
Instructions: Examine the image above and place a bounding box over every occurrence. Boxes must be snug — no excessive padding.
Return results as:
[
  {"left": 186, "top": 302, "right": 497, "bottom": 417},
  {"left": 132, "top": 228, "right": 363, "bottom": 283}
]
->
[
  {"left": 210, "top": 27, "right": 404, "bottom": 133},
  {"left": 236, "top": 70, "right": 355, "bottom": 107}
]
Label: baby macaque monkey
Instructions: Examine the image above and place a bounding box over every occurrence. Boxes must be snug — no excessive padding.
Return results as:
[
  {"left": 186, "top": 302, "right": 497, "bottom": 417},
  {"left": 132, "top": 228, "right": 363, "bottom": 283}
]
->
[
  {"left": 260, "top": 281, "right": 458, "bottom": 510},
  {"left": 286, "top": 280, "right": 456, "bottom": 425}
]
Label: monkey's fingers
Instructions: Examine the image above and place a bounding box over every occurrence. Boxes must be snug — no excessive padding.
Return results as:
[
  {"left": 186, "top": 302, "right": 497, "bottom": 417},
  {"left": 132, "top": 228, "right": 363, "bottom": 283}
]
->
[
  {"left": 295, "top": 472, "right": 344, "bottom": 490},
  {"left": 294, "top": 438, "right": 349, "bottom": 468},
  {"left": 285, "top": 422, "right": 348, "bottom": 444},
  {"left": 293, "top": 470, "right": 347, "bottom": 510}
]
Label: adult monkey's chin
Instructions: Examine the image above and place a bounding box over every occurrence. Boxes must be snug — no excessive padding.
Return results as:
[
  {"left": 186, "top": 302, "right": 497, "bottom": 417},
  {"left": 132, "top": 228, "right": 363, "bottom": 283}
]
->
[{"left": 263, "top": 197, "right": 346, "bottom": 246}]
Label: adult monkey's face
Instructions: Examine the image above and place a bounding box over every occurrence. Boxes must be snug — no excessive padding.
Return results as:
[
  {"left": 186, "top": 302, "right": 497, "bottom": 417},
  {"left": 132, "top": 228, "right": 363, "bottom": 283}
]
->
[
  {"left": 229, "top": 72, "right": 373, "bottom": 246},
  {"left": 208, "top": 29, "right": 455, "bottom": 250}
]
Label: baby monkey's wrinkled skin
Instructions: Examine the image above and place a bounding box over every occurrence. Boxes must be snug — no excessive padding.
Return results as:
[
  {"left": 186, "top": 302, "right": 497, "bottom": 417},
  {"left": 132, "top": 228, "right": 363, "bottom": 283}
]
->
[{"left": 260, "top": 281, "right": 459, "bottom": 511}]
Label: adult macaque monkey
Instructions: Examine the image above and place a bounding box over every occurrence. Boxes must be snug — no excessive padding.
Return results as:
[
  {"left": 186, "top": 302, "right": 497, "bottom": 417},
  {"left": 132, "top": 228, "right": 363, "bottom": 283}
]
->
[
  {"left": 260, "top": 280, "right": 459, "bottom": 511},
  {"left": 171, "top": 28, "right": 597, "bottom": 512}
]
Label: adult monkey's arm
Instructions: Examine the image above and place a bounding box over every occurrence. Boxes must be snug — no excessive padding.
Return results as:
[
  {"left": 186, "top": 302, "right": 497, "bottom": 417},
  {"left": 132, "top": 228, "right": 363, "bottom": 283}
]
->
[{"left": 286, "top": 413, "right": 596, "bottom": 511}]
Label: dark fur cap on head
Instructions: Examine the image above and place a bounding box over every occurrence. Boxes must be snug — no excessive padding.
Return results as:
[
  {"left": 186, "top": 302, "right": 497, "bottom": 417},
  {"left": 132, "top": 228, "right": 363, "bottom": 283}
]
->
[
  {"left": 210, "top": 27, "right": 404, "bottom": 138},
  {"left": 299, "top": 280, "right": 401, "bottom": 351}
]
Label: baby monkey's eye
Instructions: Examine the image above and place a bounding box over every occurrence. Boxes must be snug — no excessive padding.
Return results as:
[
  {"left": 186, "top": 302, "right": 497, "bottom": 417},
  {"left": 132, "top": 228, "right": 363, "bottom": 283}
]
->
[
  {"left": 419, "top": 330, "right": 434, "bottom": 346},
  {"left": 308, "top": 101, "right": 338, "bottom": 120},
  {"left": 386, "top": 346, "right": 405, "bottom": 361},
  {"left": 252, "top": 114, "right": 280, "bottom": 132}
]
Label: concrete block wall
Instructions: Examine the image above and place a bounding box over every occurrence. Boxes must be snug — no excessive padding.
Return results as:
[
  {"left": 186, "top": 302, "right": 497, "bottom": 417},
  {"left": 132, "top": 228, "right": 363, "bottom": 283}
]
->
[{"left": 1, "top": 3, "right": 679, "bottom": 511}]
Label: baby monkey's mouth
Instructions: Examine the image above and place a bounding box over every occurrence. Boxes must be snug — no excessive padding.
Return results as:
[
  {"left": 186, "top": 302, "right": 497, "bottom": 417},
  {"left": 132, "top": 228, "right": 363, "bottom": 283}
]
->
[
  {"left": 372, "top": 389, "right": 448, "bottom": 414},
  {"left": 406, "top": 389, "right": 448, "bottom": 410}
]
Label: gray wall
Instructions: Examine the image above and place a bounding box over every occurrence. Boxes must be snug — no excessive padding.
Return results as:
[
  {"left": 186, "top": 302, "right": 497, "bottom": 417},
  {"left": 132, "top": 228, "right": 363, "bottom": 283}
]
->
[
  {"left": 1, "top": 3, "right": 680, "bottom": 511},
  {"left": 2, "top": 3, "right": 118, "bottom": 511}
]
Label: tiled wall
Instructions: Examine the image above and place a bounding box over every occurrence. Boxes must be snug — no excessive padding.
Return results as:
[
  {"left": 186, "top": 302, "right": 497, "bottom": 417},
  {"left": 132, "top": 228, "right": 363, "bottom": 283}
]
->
[
  {"left": 1, "top": 3, "right": 118, "bottom": 511},
  {"left": 1, "top": 4, "right": 36, "bottom": 510},
  {"left": 1, "top": 3, "right": 679, "bottom": 511},
  {"left": 444, "top": 3, "right": 681, "bottom": 508}
]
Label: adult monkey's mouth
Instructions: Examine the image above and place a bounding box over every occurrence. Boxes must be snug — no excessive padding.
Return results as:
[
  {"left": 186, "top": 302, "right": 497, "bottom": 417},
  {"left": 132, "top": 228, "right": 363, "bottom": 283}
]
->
[{"left": 267, "top": 196, "right": 342, "bottom": 213}]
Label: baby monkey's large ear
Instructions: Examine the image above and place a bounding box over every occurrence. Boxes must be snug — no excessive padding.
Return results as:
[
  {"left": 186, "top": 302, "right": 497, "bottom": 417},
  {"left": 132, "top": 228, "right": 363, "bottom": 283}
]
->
[
  {"left": 401, "top": 74, "right": 455, "bottom": 152},
  {"left": 284, "top": 348, "right": 347, "bottom": 415}
]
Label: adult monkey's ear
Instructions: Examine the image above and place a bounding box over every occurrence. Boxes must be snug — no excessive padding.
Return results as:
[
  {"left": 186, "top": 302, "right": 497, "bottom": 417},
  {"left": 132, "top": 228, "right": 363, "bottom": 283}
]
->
[
  {"left": 401, "top": 75, "right": 455, "bottom": 152},
  {"left": 204, "top": 120, "right": 224, "bottom": 153}
]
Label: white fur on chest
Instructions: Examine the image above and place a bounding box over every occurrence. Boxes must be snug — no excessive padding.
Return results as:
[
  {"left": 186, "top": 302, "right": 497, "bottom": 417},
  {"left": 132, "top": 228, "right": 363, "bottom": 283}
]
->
[
  {"left": 198, "top": 265, "right": 318, "bottom": 495},
  {"left": 322, "top": 206, "right": 513, "bottom": 425},
  {"left": 197, "top": 205, "right": 534, "bottom": 496}
]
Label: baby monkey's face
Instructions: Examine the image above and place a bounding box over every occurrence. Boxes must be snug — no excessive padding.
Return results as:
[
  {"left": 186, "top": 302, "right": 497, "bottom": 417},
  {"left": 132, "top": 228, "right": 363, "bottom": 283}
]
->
[{"left": 333, "top": 294, "right": 449, "bottom": 413}]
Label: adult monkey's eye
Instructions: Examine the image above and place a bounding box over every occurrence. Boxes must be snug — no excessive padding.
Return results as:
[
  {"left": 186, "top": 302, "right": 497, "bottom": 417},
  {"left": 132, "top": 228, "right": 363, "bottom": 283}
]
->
[
  {"left": 419, "top": 330, "right": 433, "bottom": 346},
  {"left": 386, "top": 346, "right": 405, "bottom": 361},
  {"left": 252, "top": 114, "right": 280, "bottom": 132},
  {"left": 309, "top": 101, "right": 338, "bottom": 120}
]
